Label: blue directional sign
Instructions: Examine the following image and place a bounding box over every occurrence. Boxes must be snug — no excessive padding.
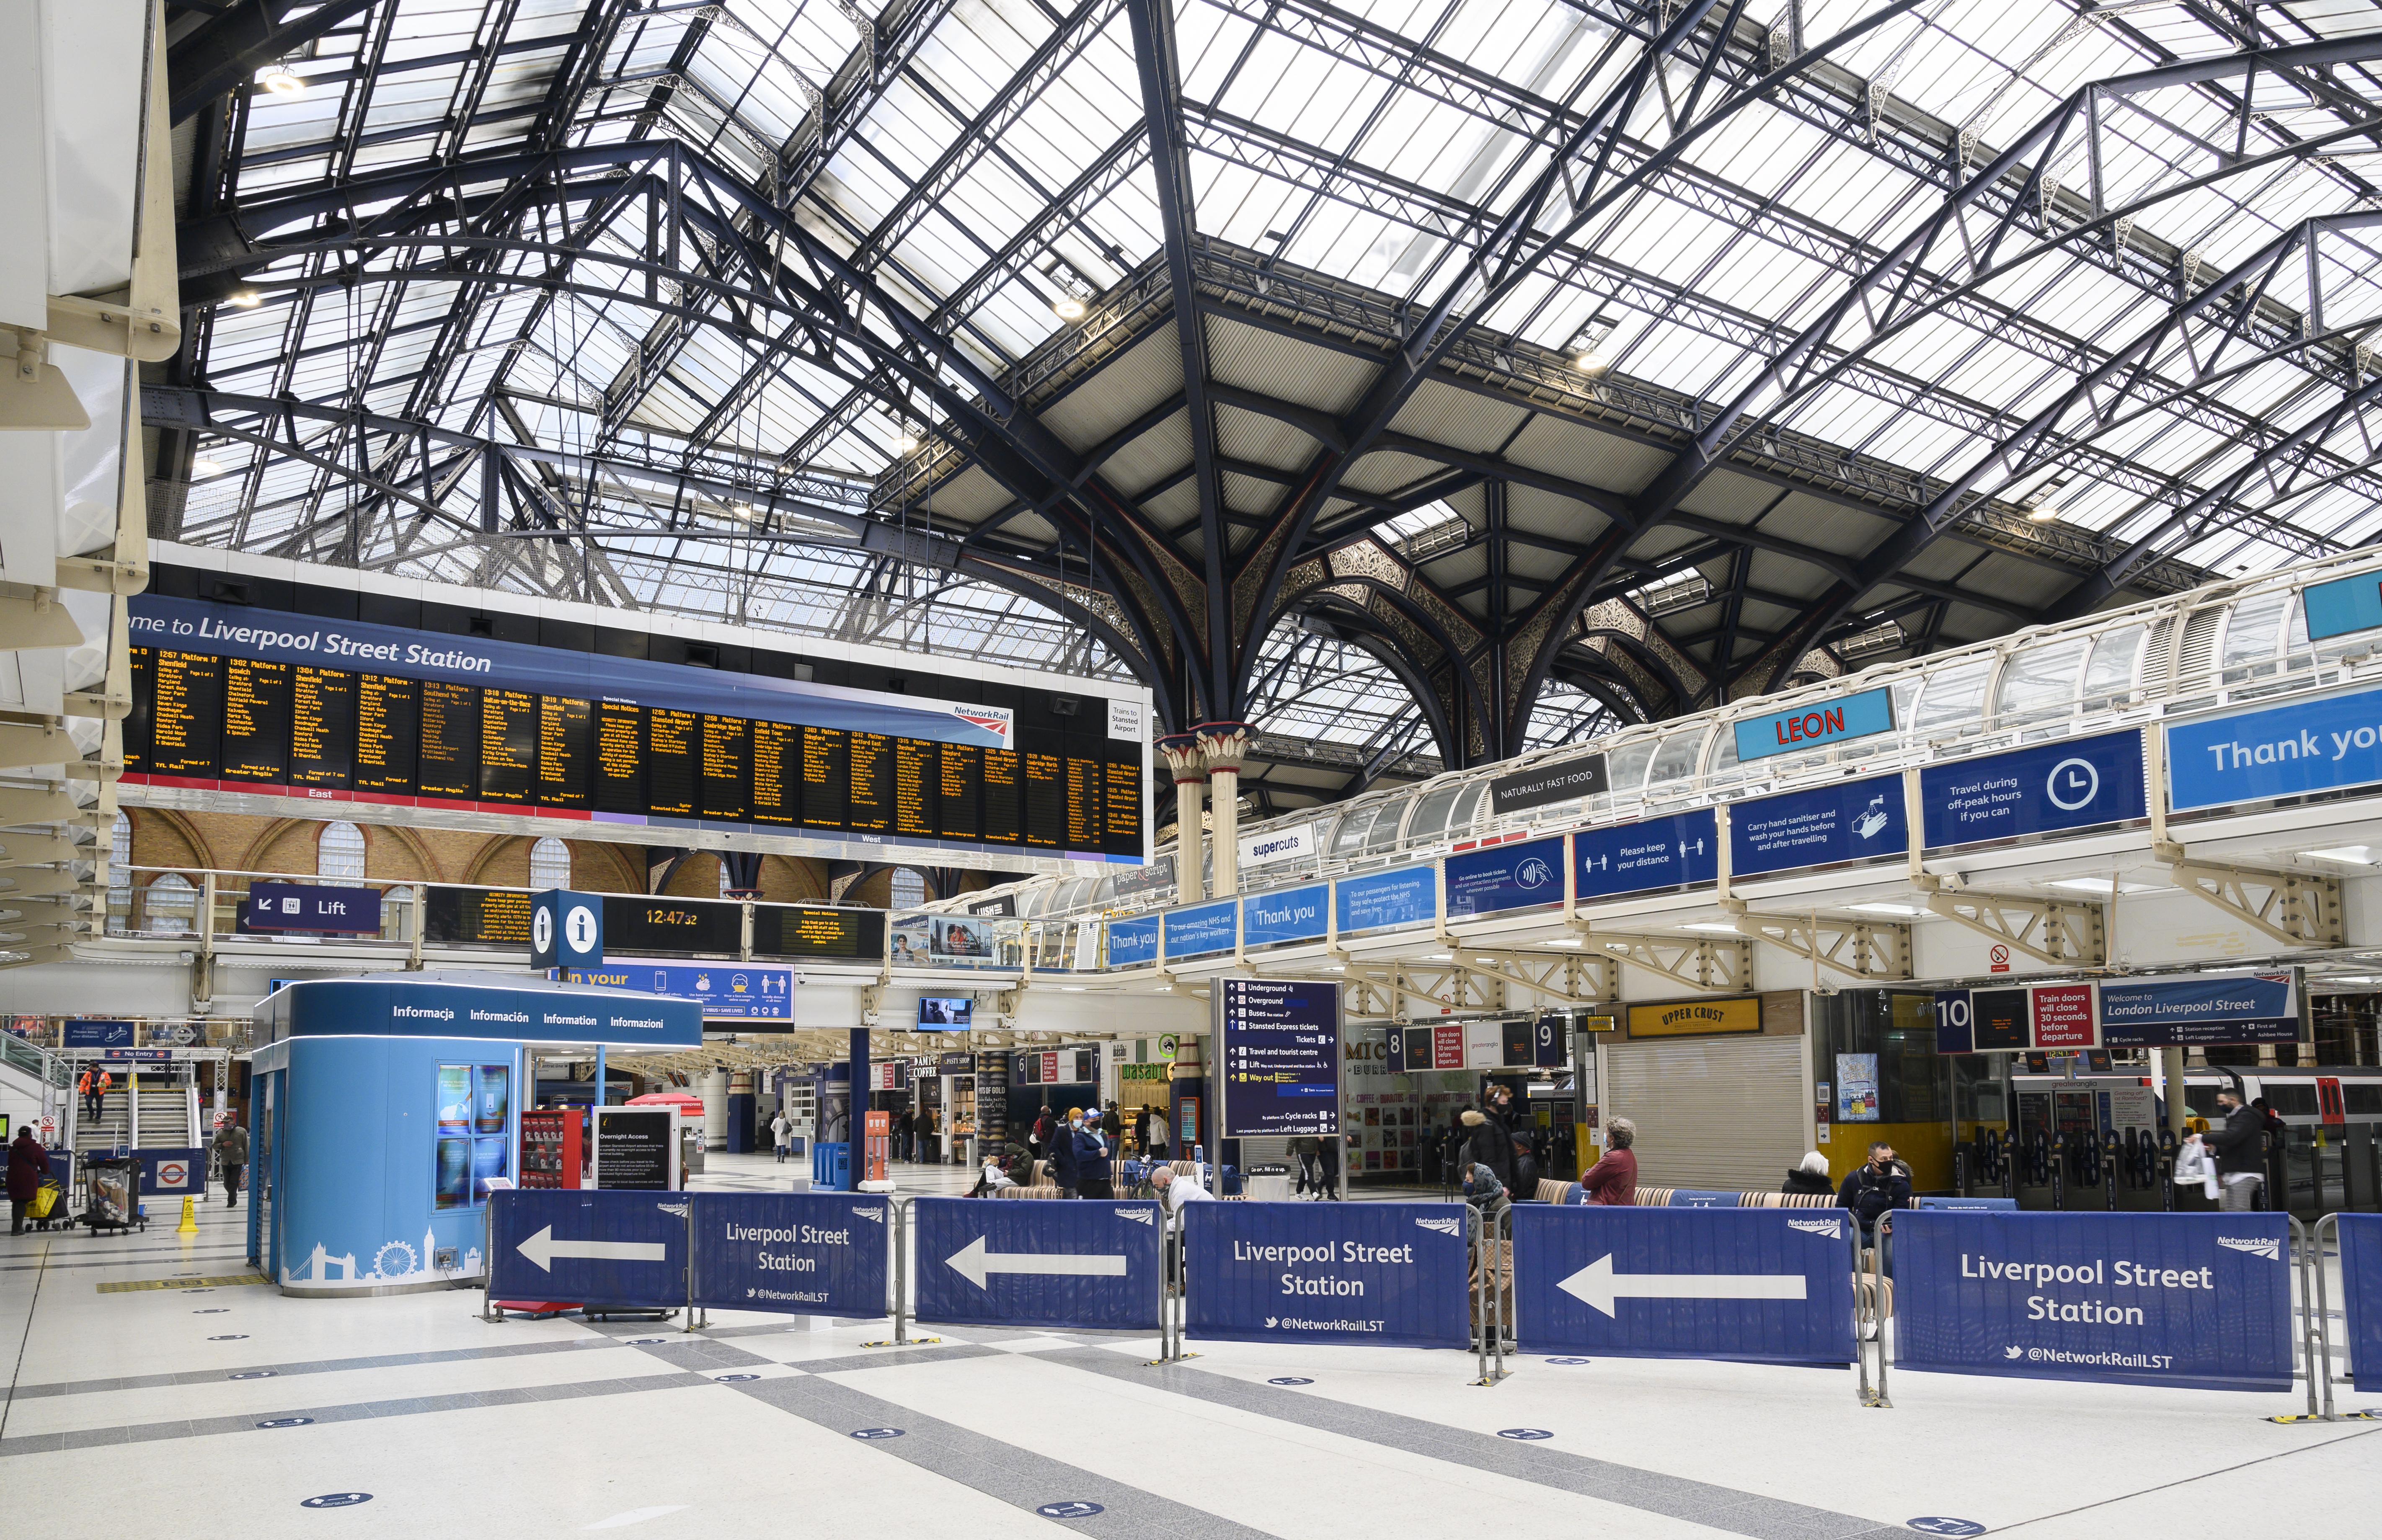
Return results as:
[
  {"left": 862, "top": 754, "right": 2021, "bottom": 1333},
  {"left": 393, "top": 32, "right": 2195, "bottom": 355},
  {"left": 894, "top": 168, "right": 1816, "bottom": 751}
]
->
[
  {"left": 1732, "top": 686, "right": 1896, "bottom": 762},
  {"left": 1571, "top": 809, "right": 1717, "bottom": 901},
  {"left": 1511, "top": 1207, "right": 1856, "bottom": 1365},
  {"left": 1217, "top": 978, "right": 1339, "bottom": 1138},
  {"left": 1445, "top": 836, "right": 1563, "bottom": 917},
  {"left": 1335, "top": 864, "right": 1435, "bottom": 934},
  {"left": 2166, "top": 682, "right": 2382, "bottom": 812},
  {"left": 1107, "top": 915, "right": 1159, "bottom": 967},
  {"left": 61, "top": 1019, "right": 133, "bottom": 1048},
  {"left": 532, "top": 888, "right": 604, "bottom": 970},
  {"left": 1242, "top": 884, "right": 1328, "bottom": 948},
  {"left": 1183, "top": 1201, "right": 1470, "bottom": 1348},
  {"left": 1920, "top": 731, "right": 2147, "bottom": 851},
  {"left": 244, "top": 881, "right": 382, "bottom": 934},
  {"left": 1163, "top": 899, "right": 1239, "bottom": 959},
  {"left": 690, "top": 1193, "right": 889, "bottom": 1316},
  {"left": 1893, "top": 1210, "right": 2294, "bottom": 1391},
  {"left": 909, "top": 1197, "right": 1161, "bottom": 1330},
  {"left": 487, "top": 1190, "right": 688, "bottom": 1310},
  {"left": 1728, "top": 773, "right": 1906, "bottom": 879},
  {"left": 2301, "top": 571, "right": 2382, "bottom": 641},
  {"left": 566, "top": 962, "right": 794, "bottom": 1019},
  {"left": 2341, "top": 1213, "right": 2382, "bottom": 1388},
  {"left": 2098, "top": 970, "right": 2299, "bottom": 1048},
  {"left": 1933, "top": 989, "right": 1971, "bottom": 1054}
]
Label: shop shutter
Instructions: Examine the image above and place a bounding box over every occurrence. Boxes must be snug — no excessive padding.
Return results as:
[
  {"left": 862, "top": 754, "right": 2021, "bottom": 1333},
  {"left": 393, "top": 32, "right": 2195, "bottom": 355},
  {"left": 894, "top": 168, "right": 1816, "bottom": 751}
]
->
[{"left": 1600, "top": 1035, "right": 1806, "bottom": 1193}]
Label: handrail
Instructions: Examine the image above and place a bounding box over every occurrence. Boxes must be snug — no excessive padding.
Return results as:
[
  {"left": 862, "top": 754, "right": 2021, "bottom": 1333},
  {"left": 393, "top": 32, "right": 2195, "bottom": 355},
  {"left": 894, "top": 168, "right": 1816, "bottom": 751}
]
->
[{"left": 0, "top": 1031, "right": 70, "bottom": 1088}]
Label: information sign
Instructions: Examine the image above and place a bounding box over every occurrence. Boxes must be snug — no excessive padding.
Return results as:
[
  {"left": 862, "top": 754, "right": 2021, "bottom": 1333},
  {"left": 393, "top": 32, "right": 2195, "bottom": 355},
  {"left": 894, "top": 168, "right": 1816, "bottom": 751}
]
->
[
  {"left": 1572, "top": 809, "right": 1717, "bottom": 900},
  {"left": 592, "top": 1109, "right": 677, "bottom": 1190},
  {"left": 1444, "top": 836, "right": 1563, "bottom": 917},
  {"left": 1164, "top": 899, "right": 1238, "bottom": 959},
  {"left": 2166, "top": 683, "right": 2382, "bottom": 812},
  {"left": 1334, "top": 864, "right": 1436, "bottom": 934},
  {"left": 909, "top": 1196, "right": 1161, "bottom": 1330},
  {"left": 1217, "top": 978, "right": 1339, "bottom": 1138},
  {"left": 1893, "top": 1210, "right": 2294, "bottom": 1391},
  {"left": 565, "top": 963, "right": 793, "bottom": 1020},
  {"left": 2098, "top": 971, "right": 2299, "bottom": 1047},
  {"left": 487, "top": 1189, "right": 688, "bottom": 1310},
  {"left": 2030, "top": 983, "right": 2098, "bottom": 1050},
  {"left": 689, "top": 1192, "right": 888, "bottom": 1315},
  {"left": 1181, "top": 1201, "right": 1470, "bottom": 1348},
  {"left": 244, "top": 882, "right": 382, "bottom": 934},
  {"left": 1729, "top": 774, "right": 1906, "bottom": 877},
  {"left": 1242, "top": 884, "right": 1328, "bottom": 948},
  {"left": 1920, "top": 732, "right": 2146, "bottom": 851}
]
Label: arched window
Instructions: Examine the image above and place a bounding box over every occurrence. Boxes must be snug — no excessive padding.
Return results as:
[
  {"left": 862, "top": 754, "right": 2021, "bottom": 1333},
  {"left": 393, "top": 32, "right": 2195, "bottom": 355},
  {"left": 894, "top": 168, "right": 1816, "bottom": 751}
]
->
[
  {"left": 718, "top": 855, "right": 735, "bottom": 898},
  {"left": 142, "top": 873, "right": 196, "bottom": 936},
  {"left": 529, "top": 837, "right": 571, "bottom": 889},
  {"left": 319, "top": 821, "right": 365, "bottom": 881},
  {"left": 889, "top": 867, "right": 927, "bottom": 909},
  {"left": 108, "top": 811, "right": 132, "bottom": 936}
]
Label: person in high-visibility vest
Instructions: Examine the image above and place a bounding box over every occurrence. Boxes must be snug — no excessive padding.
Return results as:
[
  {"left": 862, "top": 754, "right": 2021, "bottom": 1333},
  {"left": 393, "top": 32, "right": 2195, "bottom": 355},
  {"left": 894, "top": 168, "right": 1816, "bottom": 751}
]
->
[{"left": 78, "top": 1068, "right": 109, "bottom": 1123}]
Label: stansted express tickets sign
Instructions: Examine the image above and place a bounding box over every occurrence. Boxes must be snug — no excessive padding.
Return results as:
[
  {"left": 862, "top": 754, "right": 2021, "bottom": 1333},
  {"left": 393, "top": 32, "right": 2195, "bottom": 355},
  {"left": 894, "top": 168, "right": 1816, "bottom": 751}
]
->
[{"left": 1894, "top": 1210, "right": 2294, "bottom": 1391}]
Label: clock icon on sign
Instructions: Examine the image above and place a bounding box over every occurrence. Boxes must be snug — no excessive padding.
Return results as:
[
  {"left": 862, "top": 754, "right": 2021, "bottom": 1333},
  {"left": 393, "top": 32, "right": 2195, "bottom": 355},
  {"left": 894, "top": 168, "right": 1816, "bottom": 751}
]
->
[{"left": 2046, "top": 758, "right": 2098, "bottom": 812}]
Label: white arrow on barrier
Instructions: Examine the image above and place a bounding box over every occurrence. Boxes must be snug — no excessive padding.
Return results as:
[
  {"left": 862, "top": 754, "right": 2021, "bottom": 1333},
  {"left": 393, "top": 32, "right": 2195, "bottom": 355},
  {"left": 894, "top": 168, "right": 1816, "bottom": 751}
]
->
[
  {"left": 517, "top": 1225, "right": 668, "bottom": 1273},
  {"left": 1556, "top": 1254, "right": 1807, "bottom": 1318},
  {"left": 945, "top": 1236, "right": 1127, "bottom": 1290}
]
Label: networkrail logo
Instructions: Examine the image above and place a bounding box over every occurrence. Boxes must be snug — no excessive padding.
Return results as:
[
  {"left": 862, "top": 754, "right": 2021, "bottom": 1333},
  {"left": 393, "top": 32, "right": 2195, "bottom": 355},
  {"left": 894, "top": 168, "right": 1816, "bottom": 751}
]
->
[
  {"left": 2217, "top": 1235, "right": 2281, "bottom": 1261},
  {"left": 1414, "top": 1216, "right": 1461, "bottom": 1237},
  {"left": 1114, "top": 1208, "right": 1153, "bottom": 1225},
  {"left": 1787, "top": 1217, "right": 1843, "bottom": 1240}
]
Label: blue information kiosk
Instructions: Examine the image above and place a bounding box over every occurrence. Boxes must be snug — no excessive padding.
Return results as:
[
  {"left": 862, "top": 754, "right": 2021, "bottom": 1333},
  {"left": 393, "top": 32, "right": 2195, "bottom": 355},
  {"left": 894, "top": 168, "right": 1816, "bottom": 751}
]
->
[{"left": 248, "top": 973, "right": 701, "bottom": 1296}]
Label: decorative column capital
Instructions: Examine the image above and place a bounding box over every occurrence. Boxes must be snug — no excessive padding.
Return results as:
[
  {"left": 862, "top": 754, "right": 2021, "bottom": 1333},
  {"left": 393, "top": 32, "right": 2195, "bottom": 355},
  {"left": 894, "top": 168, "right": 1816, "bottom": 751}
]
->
[
  {"left": 1157, "top": 733, "right": 1208, "bottom": 782},
  {"left": 1193, "top": 721, "right": 1252, "bottom": 776}
]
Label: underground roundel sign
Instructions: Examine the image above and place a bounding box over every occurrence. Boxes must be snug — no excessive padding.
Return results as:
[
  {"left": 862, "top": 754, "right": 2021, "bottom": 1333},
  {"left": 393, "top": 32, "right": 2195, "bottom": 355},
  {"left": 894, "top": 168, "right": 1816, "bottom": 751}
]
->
[{"left": 155, "top": 1161, "right": 190, "bottom": 1190}]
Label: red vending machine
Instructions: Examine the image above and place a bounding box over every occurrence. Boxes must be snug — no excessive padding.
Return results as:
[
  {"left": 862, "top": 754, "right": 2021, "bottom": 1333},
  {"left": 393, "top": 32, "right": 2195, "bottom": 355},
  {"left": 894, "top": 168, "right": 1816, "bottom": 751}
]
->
[
  {"left": 864, "top": 1109, "right": 890, "bottom": 1184},
  {"left": 518, "top": 1109, "right": 583, "bottom": 1189}
]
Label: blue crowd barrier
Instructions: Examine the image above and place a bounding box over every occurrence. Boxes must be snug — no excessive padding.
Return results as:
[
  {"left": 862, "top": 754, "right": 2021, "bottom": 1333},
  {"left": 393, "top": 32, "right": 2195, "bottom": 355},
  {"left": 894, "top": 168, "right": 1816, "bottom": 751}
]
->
[
  {"left": 1893, "top": 1210, "right": 2294, "bottom": 1393},
  {"left": 1512, "top": 1206, "right": 1857, "bottom": 1365},
  {"left": 129, "top": 1147, "right": 206, "bottom": 1197},
  {"left": 488, "top": 1190, "right": 688, "bottom": 1311},
  {"left": 1915, "top": 1197, "right": 2018, "bottom": 1211},
  {"left": 1183, "top": 1201, "right": 1470, "bottom": 1349},
  {"left": 909, "top": 1195, "right": 1161, "bottom": 1330},
  {"left": 689, "top": 1192, "right": 889, "bottom": 1317},
  {"left": 2339, "top": 1213, "right": 2381, "bottom": 1388},
  {"left": 1664, "top": 1190, "right": 1743, "bottom": 1208}
]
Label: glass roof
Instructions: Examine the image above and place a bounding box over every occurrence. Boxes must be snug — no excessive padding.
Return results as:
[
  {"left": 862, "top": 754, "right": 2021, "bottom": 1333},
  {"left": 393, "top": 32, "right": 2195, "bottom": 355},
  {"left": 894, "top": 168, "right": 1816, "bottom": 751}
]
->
[{"left": 163, "top": 0, "right": 2382, "bottom": 788}]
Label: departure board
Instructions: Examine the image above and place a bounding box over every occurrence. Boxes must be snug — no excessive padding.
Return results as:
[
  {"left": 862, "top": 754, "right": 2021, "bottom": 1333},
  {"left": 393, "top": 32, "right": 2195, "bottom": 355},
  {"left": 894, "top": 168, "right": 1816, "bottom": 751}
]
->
[
  {"left": 424, "top": 886, "right": 533, "bottom": 947},
  {"left": 124, "top": 628, "right": 1146, "bottom": 862},
  {"left": 700, "top": 714, "right": 747, "bottom": 823},
  {"left": 593, "top": 701, "right": 643, "bottom": 813},
  {"left": 356, "top": 674, "right": 417, "bottom": 795},
  {"left": 754, "top": 903, "right": 886, "bottom": 960},
  {"left": 982, "top": 747, "right": 1022, "bottom": 845},
  {"left": 801, "top": 726, "right": 847, "bottom": 829},
  {"left": 895, "top": 737, "right": 936, "bottom": 837},
  {"left": 848, "top": 731, "right": 891, "bottom": 832},
  {"left": 289, "top": 666, "right": 355, "bottom": 788},
  {"left": 478, "top": 688, "right": 538, "bottom": 803},
  {"left": 752, "top": 720, "right": 796, "bottom": 825},
  {"left": 938, "top": 743, "right": 980, "bottom": 841},
  {"left": 646, "top": 708, "right": 698, "bottom": 818},
  {"left": 221, "top": 657, "right": 291, "bottom": 782},
  {"left": 1064, "top": 756, "right": 1103, "bottom": 850},
  {"left": 1024, "top": 753, "right": 1064, "bottom": 848},
  {"left": 537, "top": 696, "right": 590, "bottom": 808},
  {"left": 418, "top": 680, "right": 479, "bottom": 799}
]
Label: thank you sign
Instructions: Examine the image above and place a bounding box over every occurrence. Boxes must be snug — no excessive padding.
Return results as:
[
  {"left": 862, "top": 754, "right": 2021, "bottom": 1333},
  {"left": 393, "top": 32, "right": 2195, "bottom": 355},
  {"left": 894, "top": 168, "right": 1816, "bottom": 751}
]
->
[{"left": 1894, "top": 1210, "right": 2294, "bottom": 1391}]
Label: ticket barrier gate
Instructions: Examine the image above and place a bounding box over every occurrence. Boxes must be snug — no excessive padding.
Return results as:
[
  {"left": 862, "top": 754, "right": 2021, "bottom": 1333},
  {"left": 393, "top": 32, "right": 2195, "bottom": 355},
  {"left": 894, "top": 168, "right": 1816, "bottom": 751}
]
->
[{"left": 2015, "top": 1130, "right": 2057, "bottom": 1210}]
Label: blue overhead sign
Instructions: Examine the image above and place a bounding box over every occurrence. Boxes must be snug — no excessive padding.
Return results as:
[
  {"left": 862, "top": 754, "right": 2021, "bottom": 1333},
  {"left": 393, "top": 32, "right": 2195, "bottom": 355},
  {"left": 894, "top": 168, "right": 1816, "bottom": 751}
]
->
[
  {"left": 2165, "top": 683, "right": 2382, "bottom": 812},
  {"left": 1217, "top": 978, "right": 1339, "bottom": 1138},
  {"left": 1572, "top": 808, "right": 1717, "bottom": 901},
  {"left": 1163, "top": 900, "right": 1238, "bottom": 960},
  {"left": 1893, "top": 1210, "right": 2294, "bottom": 1392},
  {"left": 1920, "top": 731, "right": 2147, "bottom": 851},
  {"left": 2300, "top": 572, "right": 2382, "bottom": 641},
  {"left": 1512, "top": 1207, "right": 1856, "bottom": 1365},
  {"left": 1335, "top": 864, "right": 1435, "bottom": 934},
  {"left": 488, "top": 1190, "right": 689, "bottom": 1311},
  {"left": 689, "top": 1193, "right": 887, "bottom": 1316},
  {"left": 1182, "top": 1201, "right": 1470, "bottom": 1349},
  {"left": 1107, "top": 915, "right": 1159, "bottom": 967},
  {"left": 1732, "top": 687, "right": 1895, "bottom": 763},
  {"left": 244, "top": 882, "right": 382, "bottom": 934},
  {"left": 566, "top": 962, "right": 793, "bottom": 1020},
  {"left": 909, "top": 1197, "right": 1160, "bottom": 1330},
  {"left": 271, "top": 978, "right": 703, "bottom": 1048},
  {"left": 1242, "top": 885, "right": 1328, "bottom": 948},
  {"left": 62, "top": 1019, "right": 134, "bottom": 1048},
  {"left": 1728, "top": 773, "right": 1906, "bottom": 879},
  {"left": 1444, "top": 836, "right": 1563, "bottom": 918},
  {"left": 2097, "top": 971, "right": 2299, "bottom": 1048}
]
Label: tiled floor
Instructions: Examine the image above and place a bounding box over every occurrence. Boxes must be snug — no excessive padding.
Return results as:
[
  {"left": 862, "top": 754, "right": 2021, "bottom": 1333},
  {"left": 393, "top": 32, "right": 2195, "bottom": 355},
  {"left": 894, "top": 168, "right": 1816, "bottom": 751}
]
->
[{"left": 4, "top": 1154, "right": 2373, "bottom": 1537}]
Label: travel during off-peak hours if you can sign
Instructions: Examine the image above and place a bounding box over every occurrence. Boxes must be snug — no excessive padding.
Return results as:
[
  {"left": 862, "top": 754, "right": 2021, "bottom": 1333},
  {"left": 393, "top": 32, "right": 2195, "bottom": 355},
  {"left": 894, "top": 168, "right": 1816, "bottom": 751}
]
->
[{"left": 1217, "top": 978, "right": 1340, "bottom": 1138}]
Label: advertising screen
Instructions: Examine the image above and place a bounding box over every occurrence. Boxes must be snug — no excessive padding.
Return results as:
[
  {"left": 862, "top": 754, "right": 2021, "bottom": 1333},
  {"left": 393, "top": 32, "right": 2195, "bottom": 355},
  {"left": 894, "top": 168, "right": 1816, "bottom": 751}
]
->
[{"left": 918, "top": 996, "right": 973, "bottom": 1030}]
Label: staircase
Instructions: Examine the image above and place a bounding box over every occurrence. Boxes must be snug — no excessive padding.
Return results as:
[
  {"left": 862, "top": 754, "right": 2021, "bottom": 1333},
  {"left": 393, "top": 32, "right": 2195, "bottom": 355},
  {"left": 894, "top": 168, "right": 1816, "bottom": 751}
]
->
[
  {"left": 133, "top": 1074, "right": 196, "bottom": 1147},
  {"left": 75, "top": 1085, "right": 132, "bottom": 1150}
]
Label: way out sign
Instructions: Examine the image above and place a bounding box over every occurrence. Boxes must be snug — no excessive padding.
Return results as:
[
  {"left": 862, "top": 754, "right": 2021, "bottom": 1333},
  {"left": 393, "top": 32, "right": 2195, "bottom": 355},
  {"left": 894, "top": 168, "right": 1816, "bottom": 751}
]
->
[
  {"left": 488, "top": 1190, "right": 687, "bottom": 1311},
  {"left": 1512, "top": 1207, "right": 1857, "bottom": 1365},
  {"left": 909, "top": 1197, "right": 1160, "bottom": 1331}
]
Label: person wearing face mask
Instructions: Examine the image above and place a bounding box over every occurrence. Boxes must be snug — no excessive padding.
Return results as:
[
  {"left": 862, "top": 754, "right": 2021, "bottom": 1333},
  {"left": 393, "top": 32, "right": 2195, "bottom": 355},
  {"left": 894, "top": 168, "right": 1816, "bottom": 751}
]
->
[
  {"left": 2187, "top": 1089, "right": 2268, "bottom": 1211},
  {"left": 1074, "top": 1109, "right": 1114, "bottom": 1199},
  {"left": 1046, "top": 1107, "right": 1082, "bottom": 1197}
]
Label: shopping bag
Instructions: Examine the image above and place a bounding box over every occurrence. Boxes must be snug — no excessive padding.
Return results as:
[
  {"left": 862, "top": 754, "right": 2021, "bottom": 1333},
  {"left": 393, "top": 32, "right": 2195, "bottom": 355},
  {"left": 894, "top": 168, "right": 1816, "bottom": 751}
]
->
[{"left": 27, "top": 1180, "right": 60, "bottom": 1220}]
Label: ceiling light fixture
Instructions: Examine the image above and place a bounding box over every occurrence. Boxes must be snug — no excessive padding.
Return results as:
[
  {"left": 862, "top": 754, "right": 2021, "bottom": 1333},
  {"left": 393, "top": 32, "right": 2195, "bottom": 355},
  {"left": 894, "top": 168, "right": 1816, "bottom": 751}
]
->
[
  {"left": 1052, "top": 295, "right": 1087, "bottom": 320},
  {"left": 1680, "top": 921, "right": 1742, "bottom": 934},
  {"left": 2048, "top": 877, "right": 2152, "bottom": 895},
  {"left": 192, "top": 457, "right": 222, "bottom": 476},
  {"left": 261, "top": 67, "right": 306, "bottom": 95},
  {"left": 2028, "top": 506, "right": 2060, "bottom": 521},
  {"left": 227, "top": 291, "right": 263, "bottom": 309},
  {"left": 1848, "top": 901, "right": 1925, "bottom": 916},
  {"left": 2306, "top": 845, "right": 2381, "bottom": 865},
  {"left": 891, "top": 433, "right": 918, "bottom": 453}
]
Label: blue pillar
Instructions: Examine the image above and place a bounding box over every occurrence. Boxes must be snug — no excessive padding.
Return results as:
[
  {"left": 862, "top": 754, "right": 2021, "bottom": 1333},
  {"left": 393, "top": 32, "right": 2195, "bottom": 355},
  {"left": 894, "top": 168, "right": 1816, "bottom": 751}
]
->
[{"left": 847, "top": 1028, "right": 870, "bottom": 1192}]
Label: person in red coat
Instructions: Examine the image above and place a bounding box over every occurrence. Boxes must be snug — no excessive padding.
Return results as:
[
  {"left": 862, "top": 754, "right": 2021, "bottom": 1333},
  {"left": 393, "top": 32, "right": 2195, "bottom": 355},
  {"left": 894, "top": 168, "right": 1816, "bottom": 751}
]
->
[
  {"left": 8, "top": 1126, "right": 54, "bottom": 1233},
  {"left": 1582, "top": 1118, "right": 1638, "bottom": 1205}
]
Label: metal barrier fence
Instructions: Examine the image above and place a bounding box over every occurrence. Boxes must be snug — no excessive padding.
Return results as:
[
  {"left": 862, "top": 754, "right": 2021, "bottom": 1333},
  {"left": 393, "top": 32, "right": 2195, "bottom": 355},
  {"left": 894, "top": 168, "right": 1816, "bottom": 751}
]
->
[{"left": 480, "top": 1192, "right": 2372, "bottom": 1412}]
